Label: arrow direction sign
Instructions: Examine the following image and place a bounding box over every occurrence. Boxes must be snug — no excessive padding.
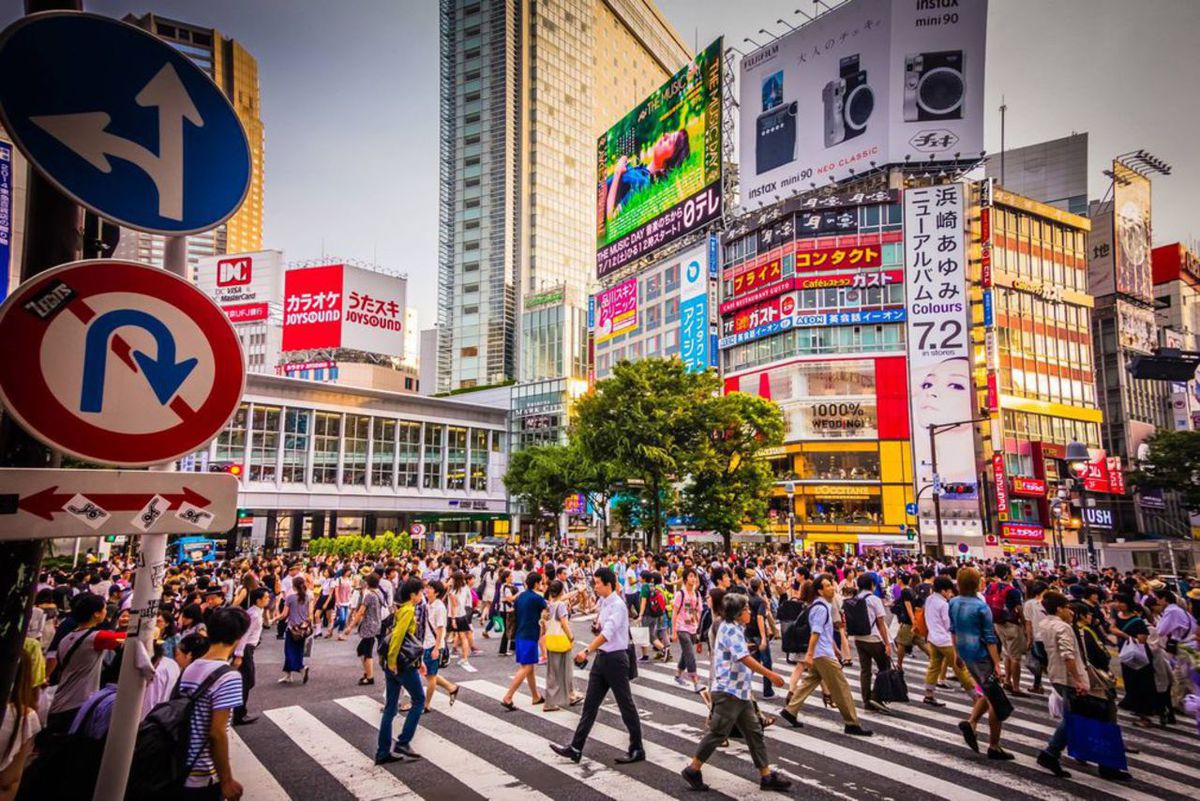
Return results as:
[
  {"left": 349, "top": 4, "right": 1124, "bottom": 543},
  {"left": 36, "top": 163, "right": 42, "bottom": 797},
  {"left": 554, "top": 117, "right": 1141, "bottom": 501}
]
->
[
  {"left": 0, "top": 468, "right": 238, "bottom": 541},
  {"left": 0, "top": 13, "right": 250, "bottom": 234}
]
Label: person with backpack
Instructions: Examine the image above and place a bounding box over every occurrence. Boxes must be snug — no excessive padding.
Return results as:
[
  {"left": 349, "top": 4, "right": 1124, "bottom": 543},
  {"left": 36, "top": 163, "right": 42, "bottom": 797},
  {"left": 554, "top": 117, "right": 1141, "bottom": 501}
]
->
[
  {"left": 845, "top": 574, "right": 893, "bottom": 713},
  {"left": 635, "top": 571, "right": 667, "bottom": 662},
  {"left": 347, "top": 573, "right": 386, "bottom": 686},
  {"left": 377, "top": 577, "right": 428, "bottom": 765},
  {"left": 948, "top": 567, "right": 1012, "bottom": 761},
  {"left": 986, "top": 563, "right": 1028, "bottom": 697},
  {"left": 779, "top": 574, "right": 871, "bottom": 736},
  {"left": 892, "top": 571, "right": 927, "bottom": 671},
  {"left": 671, "top": 568, "right": 704, "bottom": 692},
  {"left": 134, "top": 606, "right": 249, "bottom": 801},
  {"left": 45, "top": 593, "right": 126, "bottom": 734}
]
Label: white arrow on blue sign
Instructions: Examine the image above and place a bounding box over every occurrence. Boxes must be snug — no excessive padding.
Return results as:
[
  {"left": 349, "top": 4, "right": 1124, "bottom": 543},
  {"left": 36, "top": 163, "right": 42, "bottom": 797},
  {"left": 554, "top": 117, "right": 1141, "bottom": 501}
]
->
[{"left": 0, "top": 12, "right": 250, "bottom": 235}]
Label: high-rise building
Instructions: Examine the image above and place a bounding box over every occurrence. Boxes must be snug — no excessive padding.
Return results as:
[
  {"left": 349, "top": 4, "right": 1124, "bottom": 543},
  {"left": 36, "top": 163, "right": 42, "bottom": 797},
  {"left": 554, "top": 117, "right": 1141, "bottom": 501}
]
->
[
  {"left": 436, "top": 0, "right": 690, "bottom": 392},
  {"left": 984, "top": 133, "right": 1089, "bottom": 216},
  {"left": 117, "top": 13, "right": 264, "bottom": 278}
]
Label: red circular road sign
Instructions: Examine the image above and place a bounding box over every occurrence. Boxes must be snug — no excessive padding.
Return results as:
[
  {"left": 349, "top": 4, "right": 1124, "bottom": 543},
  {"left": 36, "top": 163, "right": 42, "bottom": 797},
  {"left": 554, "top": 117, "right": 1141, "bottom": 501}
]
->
[{"left": 0, "top": 260, "right": 245, "bottom": 466}]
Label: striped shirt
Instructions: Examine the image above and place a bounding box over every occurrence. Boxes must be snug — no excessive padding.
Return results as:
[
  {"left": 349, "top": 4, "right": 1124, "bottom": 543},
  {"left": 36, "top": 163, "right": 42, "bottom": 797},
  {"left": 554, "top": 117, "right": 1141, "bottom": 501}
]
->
[{"left": 177, "top": 659, "right": 243, "bottom": 788}]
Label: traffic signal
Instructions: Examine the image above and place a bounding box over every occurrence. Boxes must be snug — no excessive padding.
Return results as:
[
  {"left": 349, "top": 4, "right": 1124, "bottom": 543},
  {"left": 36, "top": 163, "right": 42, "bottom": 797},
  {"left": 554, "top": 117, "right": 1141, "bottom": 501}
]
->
[
  {"left": 942, "top": 483, "right": 972, "bottom": 495},
  {"left": 237, "top": 508, "right": 251, "bottom": 521},
  {"left": 906, "top": 529, "right": 916, "bottom": 541},
  {"left": 209, "top": 462, "right": 244, "bottom": 477}
]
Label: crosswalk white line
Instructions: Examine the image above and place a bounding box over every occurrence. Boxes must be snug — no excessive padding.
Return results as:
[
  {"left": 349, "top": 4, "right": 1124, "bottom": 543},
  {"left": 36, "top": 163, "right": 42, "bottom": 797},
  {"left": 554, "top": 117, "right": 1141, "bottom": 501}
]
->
[
  {"left": 335, "top": 695, "right": 553, "bottom": 801},
  {"left": 264, "top": 705, "right": 422, "bottom": 801},
  {"left": 228, "top": 729, "right": 291, "bottom": 801},
  {"left": 461, "top": 679, "right": 796, "bottom": 801},
  {"left": 424, "top": 686, "right": 679, "bottom": 801},
  {"left": 646, "top": 657, "right": 1190, "bottom": 800},
  {"left": 618, "top": 668, "right": 1001, "bottom": 801},
  {"left": 835, "top": 662, "right": 1200, "bottom": 785}
]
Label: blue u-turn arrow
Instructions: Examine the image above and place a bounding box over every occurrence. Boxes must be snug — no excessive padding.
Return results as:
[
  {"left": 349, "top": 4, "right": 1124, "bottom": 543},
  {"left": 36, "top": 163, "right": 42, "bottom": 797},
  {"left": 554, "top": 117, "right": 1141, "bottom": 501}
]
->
[{"left": 80, "top": 308, "right": 198, "bottom": 412}]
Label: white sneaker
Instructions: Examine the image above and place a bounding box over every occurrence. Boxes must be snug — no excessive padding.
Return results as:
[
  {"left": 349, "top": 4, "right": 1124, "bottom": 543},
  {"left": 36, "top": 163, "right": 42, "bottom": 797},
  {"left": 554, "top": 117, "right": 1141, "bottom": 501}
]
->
[
  {"left": 460, "top": 661, "right": 477, "bottom": 673},
  {"left": 674, "top": 675, "right": 690, "bottom": 687},
  {"left": 277, "top": 673, "right": 292, "bottom": 684}
]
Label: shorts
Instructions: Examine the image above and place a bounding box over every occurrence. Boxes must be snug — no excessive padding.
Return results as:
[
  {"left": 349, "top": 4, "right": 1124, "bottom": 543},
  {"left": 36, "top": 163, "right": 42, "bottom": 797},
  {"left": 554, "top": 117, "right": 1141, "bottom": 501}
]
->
[
  {"left": 423, "top": 647, "right": 441, "bottom": 676},
  {"left": 995, "top": 623, "right": 1028, "bottom": 658},
  {"left": 447, "top": 615, "right": 471, "bottom": 633},
  {"left": 964, "top": 659, "right": 995, "bottom": 687},
  {"left": 514, "top": 638, "right": 539, "bottom": 666},
  {"left": 356, "top": 636, "right": 376, "bottom": 659},
  {"left": 896, "top": 623, "right": 920, "bottom": 648}
]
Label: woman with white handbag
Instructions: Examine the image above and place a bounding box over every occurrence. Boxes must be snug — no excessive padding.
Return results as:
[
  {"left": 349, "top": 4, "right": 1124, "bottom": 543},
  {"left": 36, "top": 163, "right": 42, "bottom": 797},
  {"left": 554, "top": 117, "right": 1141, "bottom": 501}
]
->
[{"left": 1110, "top": 592, "right": 1167, "bottom": 728}]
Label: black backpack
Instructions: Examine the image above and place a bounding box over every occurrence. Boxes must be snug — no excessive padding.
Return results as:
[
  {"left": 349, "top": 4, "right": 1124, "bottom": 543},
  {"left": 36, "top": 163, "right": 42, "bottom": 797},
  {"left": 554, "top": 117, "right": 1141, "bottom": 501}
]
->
[
  {"left": 781, "top": 604, "right": 811, "bottom": 653},
  {"left": 126, "top": 664, "right": 233, "bottom": 800},
  {"left": 843, "top": 595, "right": 872, "bottom": 637}
]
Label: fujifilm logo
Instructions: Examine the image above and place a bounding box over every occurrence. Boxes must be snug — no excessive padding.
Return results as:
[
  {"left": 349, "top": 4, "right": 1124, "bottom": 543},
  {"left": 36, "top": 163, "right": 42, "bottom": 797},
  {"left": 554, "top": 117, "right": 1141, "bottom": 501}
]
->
[
  {"left": 742, "top": 44, "right": 779, "bottom": 70},
  {"left": 916, "top": 0, "right": 959, "bottom": 8}
]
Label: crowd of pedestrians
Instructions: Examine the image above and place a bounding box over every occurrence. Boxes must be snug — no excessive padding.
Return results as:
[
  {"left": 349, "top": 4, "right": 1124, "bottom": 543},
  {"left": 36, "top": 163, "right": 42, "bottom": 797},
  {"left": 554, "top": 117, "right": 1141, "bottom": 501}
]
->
[{"left": 2, "top": 543, "right": 1198, "bottom": 798}]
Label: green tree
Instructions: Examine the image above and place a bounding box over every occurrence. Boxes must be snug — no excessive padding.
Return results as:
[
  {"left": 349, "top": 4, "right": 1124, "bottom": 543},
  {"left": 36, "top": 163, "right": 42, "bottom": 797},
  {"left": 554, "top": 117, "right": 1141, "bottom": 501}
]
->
[
  {"left": 573, "top": 358, "right": 721, "bottom": 550},
  {"left": 503, "top": 444, "right": 578, "bottom": 539},
  {"left": 1127, "top": 429, "right": 1200, "bottom": 514},
  {"left": 681, "top": 391, "right": 785, "bottom": 553}
]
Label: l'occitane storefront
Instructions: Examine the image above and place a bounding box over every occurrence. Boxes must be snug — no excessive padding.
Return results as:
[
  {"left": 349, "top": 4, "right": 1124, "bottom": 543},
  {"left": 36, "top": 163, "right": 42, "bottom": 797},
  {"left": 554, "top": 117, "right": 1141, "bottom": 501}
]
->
[{"left": 728, "top": 354, "right": 917, "bottom": 550}]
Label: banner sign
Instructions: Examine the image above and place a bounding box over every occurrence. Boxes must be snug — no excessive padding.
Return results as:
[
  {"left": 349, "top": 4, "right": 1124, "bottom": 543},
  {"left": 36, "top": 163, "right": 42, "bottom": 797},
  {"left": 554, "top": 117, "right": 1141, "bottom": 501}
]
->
[
  {"left": 1080, "top": 453, "right": 1126, "bottom": 495},
  {"left": 795, "top": 268, "right": 902, "bottom": 291},
  {"left": 282, "top": 263, "right": 406, "bottom": 355},
  {"left": 593, "top": 277, "right": 638, "bottom": 343},
  {"left": 722, "top": 294, "right": 796, "bottom": 339},
  {"left": 1002, "top": 522, "right": 1045, "bottom": 542},
  {"left": 906, "top": 184, "right": 976, "bottom": 505},
  {"left": 718, "top": 307, "right": 905, "bottom": 349},
  {"left": 1011, "top": 476, "right": 1046, "bottom": 497},
  {"left": 197, "top": 249, "right": 283, "bottom": 320},
  {"left": 720, "top": 276, "right": 794, "bottom": 314},
  {"left": 223, "top": 302, "right": 268, "bottom": 323},
  {"left": 679, "top": 240, "right": 713, "bottom": 373},
  {"left": 730, "top": 256, "right": 784, "bottom": 299},
  {"left": 0, "top": 141, "right": 11, "bottom": 299},
  {"left": 723, "top": 188, "right": 897, "bottom": 242},
  {"left": 992, "top": 453, "right": 1008, "bottom": 514},
  {"left": 597, "top": 38, "right": 723, "bottom": 278},
  {"left": 795, "top": 244, "right": 882, "bottom": 272}
]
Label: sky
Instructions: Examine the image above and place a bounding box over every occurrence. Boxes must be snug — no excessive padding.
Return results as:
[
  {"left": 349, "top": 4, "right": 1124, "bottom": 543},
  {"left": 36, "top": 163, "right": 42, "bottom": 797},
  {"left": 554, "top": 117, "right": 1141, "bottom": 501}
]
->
[{"left": 7, "top": 0, "right": 1199, "bottom": 329}]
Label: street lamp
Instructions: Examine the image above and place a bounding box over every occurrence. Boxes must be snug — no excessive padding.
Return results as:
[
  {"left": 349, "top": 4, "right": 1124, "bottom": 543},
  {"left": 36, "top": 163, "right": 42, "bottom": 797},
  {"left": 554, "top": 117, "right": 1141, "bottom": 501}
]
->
[
  {"left": 785, "top": 481, "right": 796, "bottom": 551},
  {"left": 927, "top": 418, "right": 990, "bottom": 555},
  {"left": 1064, "top": 440, "right": 1097, "bottom": 569}
]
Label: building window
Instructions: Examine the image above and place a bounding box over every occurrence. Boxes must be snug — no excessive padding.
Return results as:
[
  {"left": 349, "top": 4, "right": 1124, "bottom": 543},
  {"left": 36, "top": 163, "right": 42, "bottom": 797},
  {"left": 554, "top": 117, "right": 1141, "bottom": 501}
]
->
[
  {"left": 447, "top": 426, "right": 468, "bottom": 490},
  {"left": 398, "top": 422, "right": 421, "bottom": 487},
  {"left": 281, "top": 408, "right": 310, "bottom": 483},
  {"left": 371, "top": 418, "right": 396, "bottom": 487},
  {"left": 215, "top": 403, "right": 248, "bottom": 464},
  {"left": 248, "top": 405, "right": 280, "bottom": 482},
  {"left": 312, "top": 412, "right": 341, "bottom": 484},
  {"left": 423, "top": 424, "right": 444, "bottom": 489},
  {"left": 342, "top": 415, "right": 369, "bottom": 486},
  {"left": 471, "top": 429, "right": 489, "bottom": 491},
  {"left": 664, "top": 263, "right": 680, "bottom": 293}
]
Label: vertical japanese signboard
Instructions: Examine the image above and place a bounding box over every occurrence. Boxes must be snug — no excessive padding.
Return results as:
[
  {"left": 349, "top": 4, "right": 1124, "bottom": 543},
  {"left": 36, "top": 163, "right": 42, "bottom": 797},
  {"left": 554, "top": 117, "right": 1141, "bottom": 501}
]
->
[
  {"left": 905, "top": 183, "right": 975, "bottom": 505},
  {"left": 0, "top": 141, "right": 10, "bottom": 298},
  {"left": 679, "top": 239, "right": 713, "bottom": 373}
]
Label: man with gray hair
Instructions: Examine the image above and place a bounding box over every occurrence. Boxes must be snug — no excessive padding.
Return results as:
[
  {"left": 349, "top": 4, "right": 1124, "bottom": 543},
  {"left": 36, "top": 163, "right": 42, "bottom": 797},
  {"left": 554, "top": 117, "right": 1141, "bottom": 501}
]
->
[{"left": 681, "top": 592, "right": 791, "bottom": 793}]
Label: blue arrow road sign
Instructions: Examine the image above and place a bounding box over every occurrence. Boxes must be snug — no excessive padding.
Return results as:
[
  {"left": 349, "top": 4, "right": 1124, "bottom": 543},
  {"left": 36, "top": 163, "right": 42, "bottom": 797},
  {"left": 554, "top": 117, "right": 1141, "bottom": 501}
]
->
[
  {"left": 0, "top": 13, "right": 250, "bottom": 235},
  {"left": 80, "top": 309, "right": 198, "bottom": 413},
  {"left": 905, "top": 502, "right": 918, "bottom": 516}
]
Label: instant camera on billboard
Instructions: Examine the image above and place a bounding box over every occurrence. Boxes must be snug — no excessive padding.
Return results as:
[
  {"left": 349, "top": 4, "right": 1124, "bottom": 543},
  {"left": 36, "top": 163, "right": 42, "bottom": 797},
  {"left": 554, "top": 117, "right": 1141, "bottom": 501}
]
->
[
  {"left": 596, "top": 38, "right": 723, "bottom": 278},
  {"left": 738, "top": 0, "right": 987, "bottom": 209},
  {"left": 1112, "top": 162, "right": 1153, "bottom": 304},
  {"left": 197, "top": 249, "right": 283, "bottom": 321},
  {"left": 905, "top": 184, "right": 977, "bottom": 503},
  {"left": 282, "top": 263, "right": 406, "bottom": 355}
]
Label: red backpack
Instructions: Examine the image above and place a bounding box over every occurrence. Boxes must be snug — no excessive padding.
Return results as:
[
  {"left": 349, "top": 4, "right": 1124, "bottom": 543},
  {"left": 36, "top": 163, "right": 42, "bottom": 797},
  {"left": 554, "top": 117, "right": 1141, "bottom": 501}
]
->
[
  {"left": 984, "top": 581, "right": 1016, "bottom": 625},
  {"left": 648, "top": 588, "right": 666, "bottom": 616}
]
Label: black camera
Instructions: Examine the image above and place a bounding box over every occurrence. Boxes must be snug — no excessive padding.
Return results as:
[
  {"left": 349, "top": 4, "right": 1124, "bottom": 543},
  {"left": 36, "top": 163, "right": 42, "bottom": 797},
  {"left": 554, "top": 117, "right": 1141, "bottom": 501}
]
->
[
  {"left": 903, "top": 50, "right": 965, "bottom": 122},
  {"left": 823, "top": 54, "right": 874, "bottom": 148}
]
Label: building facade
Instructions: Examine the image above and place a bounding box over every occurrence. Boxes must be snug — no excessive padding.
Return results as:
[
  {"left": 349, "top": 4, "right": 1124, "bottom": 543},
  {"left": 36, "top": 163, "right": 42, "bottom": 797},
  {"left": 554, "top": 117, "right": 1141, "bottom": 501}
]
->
[
  {"left": 436, "top": 0, "right": 690, "bottom": 391},
  {"left": 119, "top": 14, "right": 264, "bottom": 276},
  {"left": 181, "top": 374, "right": 509, "bottom": 550}
]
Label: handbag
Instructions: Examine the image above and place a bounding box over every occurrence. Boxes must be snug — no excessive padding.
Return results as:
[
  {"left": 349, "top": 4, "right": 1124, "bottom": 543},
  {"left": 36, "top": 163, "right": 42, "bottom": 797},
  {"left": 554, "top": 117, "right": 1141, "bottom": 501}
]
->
[
  {"left": 1065, "top": 711, "right": 1128, "bottom": 771},
  {"left": 545, "top": 615, "right": 573, "bottom": 653},
  {"left": 630, "top": 625, "right": 651, "bottom": 647},
  {"left": 872, "top": 667, "right": 909, "bottom": 703},
  {"left": 1047, "top": 687, "right": 1065, "bottom": 720},
  {"left": 912, "top": 606, "right": 929, "bottom": 639},
  {"left": 1119, "top": 639, "right": 1149, "bottom": 670},
  {"left": 287, "top": 621, "right": 312, "bottom": 643},
  {"left": 981, "top": 674, "right": 1014, "bottom": 721},
  {"left": 1067, "top": 691, "right": 1112, "bottom": 721}
]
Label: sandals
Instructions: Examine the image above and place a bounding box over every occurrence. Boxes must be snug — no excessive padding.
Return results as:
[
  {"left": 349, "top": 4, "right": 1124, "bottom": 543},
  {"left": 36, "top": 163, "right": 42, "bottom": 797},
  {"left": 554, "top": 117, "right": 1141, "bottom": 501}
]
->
[
  {"left": 357, "top": 677, "right": 375, "bottom": 686},
  {"left": 449, "top": 687, "right": 460, "bottom": 707},
  {"left": 532, "top": 696, "right": 545, "bottom": 706},
  {"left": 822, "top": 693, "right": 835, "bottom": 708},
  {"left": 500, "top": 699, "right": 516, "bottom": 711}
]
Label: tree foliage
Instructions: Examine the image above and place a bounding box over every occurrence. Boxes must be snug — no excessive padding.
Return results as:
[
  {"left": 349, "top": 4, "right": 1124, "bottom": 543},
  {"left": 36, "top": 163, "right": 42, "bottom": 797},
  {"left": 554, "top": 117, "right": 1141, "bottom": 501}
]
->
[
  {"left": 1126, "top": 429, "right": 1200, "bottom": 514},
  {"left": 503, "top": 444, "right": 578, "bottom": 535}
]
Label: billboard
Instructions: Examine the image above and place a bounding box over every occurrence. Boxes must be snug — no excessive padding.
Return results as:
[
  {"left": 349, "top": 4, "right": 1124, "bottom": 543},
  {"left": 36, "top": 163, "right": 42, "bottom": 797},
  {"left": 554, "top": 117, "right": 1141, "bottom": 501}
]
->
[
  {"left": 197, "top": 249, "right": 283, "bottom": 322},
  {"left": 905, "top": 184, "right": 976, "bottom": 501},
  {"left": 1086, "top": 200, "right": 1115, "bottom": 297},
  {"left": 593, "top": 277, "right": 638, "bottom": 344},
  {"left": 738, "top": 0, "right": 988, "bottom": 209},
  {"left": 1112, "top": 162, "right": 1153, "bottom": 304},
  {"left": 282, "top": 264, "right": 407, "bottom": 355},
  {"left": 679, "top": 239, "right": 715, "bottom": 373},
  {"left": 596, "top": 38, "right": 723, "bottom": 278}
]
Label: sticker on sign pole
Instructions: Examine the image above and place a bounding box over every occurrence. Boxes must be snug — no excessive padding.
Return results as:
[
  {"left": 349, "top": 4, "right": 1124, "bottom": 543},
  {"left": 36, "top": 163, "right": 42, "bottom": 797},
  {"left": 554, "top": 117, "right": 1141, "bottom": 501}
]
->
[
  {"left": 0, "top": 260, "right": 245, "bottom": 467},
  {"left": 176, "top": 502, "right": 215, "bottom": 530},
  {"left": 62, "top": 494, "right": 111, "bottom": 529},
  {"left": 131, "top": 494, "right": 170, "bottom": 532}
]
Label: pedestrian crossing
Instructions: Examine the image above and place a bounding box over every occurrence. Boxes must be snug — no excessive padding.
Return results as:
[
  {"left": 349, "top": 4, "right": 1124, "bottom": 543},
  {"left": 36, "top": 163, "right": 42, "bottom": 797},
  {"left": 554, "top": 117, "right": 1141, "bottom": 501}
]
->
[{"left": 229, "top": 650, "right": 1199, "bottom": 801}]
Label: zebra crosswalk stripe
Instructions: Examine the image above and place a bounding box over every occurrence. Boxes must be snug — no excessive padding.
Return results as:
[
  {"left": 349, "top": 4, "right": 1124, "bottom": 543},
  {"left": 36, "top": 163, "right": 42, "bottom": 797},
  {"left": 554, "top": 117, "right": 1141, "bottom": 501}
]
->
[
  {"left": 460, "top": 679, "right": 792, "bottom": 801},
  {"left": 228, "top": 729, "right": 290, "bottom": 801},
  {"left": 263, "top": 705, "right": 423, "bottom": 801},
  {"left": 335, "top": 694, "right": 554, "bottom": 801},
  {"left": 420, "top": 687, "right": 679, "bottom": 801}
]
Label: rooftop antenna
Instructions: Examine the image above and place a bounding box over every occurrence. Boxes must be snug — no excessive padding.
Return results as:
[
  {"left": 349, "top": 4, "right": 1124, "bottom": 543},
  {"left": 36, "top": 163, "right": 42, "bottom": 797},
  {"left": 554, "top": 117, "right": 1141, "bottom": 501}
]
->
[
  {"left": 776, "top": 18, "right": 797, "bottom": 31},
  {"left": 999, "top": 95, "right": 1007, "bottom": 185}
]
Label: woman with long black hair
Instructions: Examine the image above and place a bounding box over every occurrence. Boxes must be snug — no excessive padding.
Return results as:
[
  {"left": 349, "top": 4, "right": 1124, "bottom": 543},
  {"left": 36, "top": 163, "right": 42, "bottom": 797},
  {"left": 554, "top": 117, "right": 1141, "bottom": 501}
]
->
[
  {"left": 1110, "top": 592, "right": 1166, "bottom": 727},
  {"left": 280, "top": 575, "right": 314, "bottom": 684}
]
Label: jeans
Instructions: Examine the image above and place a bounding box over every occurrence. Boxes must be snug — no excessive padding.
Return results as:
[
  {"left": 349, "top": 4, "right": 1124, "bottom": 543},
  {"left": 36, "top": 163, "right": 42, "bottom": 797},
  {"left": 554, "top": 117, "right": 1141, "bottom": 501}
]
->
[
  {"left": 377, "top": 664, "right": 425, "bottom": 759},
  {"left": 1045, "top": 683, "right": 1073, "bottom": 758},
  {"left": 234, "top": 643, "right": 256, "bottom": 722},
  {"left": 757, "top": 644, "right": 775, "bottom": 695},
  {"left": 334, "top": 605, "right": 350, "bottom": 632}
]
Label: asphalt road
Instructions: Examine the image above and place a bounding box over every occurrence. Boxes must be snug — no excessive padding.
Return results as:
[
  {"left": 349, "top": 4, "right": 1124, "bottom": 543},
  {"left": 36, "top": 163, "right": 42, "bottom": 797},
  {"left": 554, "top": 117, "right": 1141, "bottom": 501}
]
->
[{"left": 229, "top": 616, "right": 1199, "bottom": 801}]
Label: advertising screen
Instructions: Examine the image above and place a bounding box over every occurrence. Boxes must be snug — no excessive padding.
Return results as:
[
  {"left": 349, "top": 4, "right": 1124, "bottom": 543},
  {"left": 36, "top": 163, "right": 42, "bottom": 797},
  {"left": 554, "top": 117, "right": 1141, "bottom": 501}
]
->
[
  {"left": 593, "top": 277, "right": 638, "bottom": 344},
  {"left": 1112, "top": 162, "right": 1153, "bottom": 304},
  {"left": 678, "top": 239, "right": 715, "bottom": 373},
  {"left": 282, "top": 264, "right": 406, "bottom": 355},
  {"left": 738, "top": 0, "right": 988, "bottom": 209},
  {"left": 596, "top": 38, "right": 723, "bottom": 278},
  {"left": 905, "top": 184, "right": 976, "bottom": 503},
  {"left": 196, "top": 249, "right": 283, "bottom": 321}
]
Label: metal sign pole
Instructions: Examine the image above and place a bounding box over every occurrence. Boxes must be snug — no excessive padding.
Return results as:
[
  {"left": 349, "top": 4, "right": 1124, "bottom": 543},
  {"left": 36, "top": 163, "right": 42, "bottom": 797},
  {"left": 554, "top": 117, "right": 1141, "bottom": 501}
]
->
[{"left": 92, "top": 236, "right": 186, "bottom": 801}]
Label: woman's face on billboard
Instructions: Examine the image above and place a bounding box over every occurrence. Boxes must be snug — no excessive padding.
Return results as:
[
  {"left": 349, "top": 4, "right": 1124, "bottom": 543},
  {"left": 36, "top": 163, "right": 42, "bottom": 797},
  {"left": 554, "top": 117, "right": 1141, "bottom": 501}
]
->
[{"left": 916, "top": 358, "right": 970, "bottom": 426}]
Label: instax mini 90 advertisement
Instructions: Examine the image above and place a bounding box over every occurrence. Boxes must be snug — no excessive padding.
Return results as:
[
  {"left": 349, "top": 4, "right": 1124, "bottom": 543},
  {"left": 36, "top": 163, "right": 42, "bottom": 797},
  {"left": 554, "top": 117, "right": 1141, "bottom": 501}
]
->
[{"left": 739, "top": 0, "right": 987, "bottom": 210}]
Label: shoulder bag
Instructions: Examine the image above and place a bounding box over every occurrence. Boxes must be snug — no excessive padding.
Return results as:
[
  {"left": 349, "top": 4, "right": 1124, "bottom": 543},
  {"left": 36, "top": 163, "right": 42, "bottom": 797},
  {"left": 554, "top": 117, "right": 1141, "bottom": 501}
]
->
[{"left": 545, "top": 607, "right": 573, "bottom": 653}]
